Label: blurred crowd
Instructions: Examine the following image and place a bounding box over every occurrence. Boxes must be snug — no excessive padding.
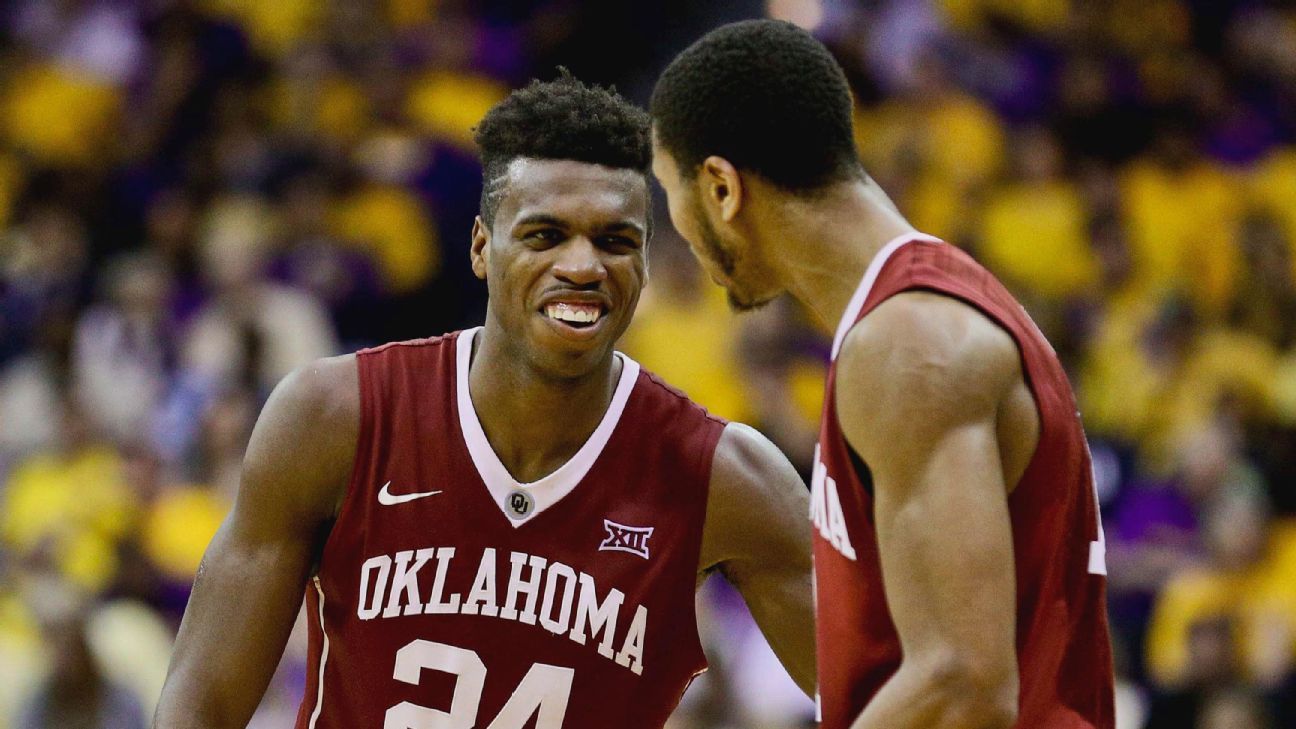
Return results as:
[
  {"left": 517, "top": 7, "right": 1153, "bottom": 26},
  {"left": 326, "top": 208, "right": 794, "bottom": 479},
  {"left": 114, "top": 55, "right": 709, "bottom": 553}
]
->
[{"left": 1, "top": 1, "right": 1294, "bottom": 728}]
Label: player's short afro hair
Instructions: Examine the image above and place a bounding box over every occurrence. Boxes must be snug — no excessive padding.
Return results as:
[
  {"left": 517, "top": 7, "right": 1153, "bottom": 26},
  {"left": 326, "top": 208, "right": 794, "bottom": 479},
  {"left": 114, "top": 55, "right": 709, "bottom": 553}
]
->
[
  {"left": 651, "top": 20, "right": 862, "bottom": 193},
  {"left": 474, "top": 70, "right": 652, "bottom": 226}
]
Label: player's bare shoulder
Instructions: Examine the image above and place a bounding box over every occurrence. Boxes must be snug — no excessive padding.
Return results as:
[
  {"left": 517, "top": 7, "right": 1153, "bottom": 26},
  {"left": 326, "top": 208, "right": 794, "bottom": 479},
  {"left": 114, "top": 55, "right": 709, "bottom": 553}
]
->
[
  {"left": 702, "top": 423, "right": 811, "bottom": 566},
  {"left": 701, "top": 422, "right": 811, "bottom": 571},
  {"left": 834, "top": 291, "right": 1024, "bottom": 464},
  {"left": 242, "top": 353, "right": 360, "bottom": 520},
  {"left": 709, "top": 423, "right": 805, "bottom": 510},
  {"left": 272, "top": 353, "right": 360, "bottom": 432}
]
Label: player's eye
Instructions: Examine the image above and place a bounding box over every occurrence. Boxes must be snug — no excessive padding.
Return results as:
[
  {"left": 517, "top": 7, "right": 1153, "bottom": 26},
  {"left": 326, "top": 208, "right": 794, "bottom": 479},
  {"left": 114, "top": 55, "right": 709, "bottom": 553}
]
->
[
  {"left": 598, "top": 235, "right": 640, "bottom": 252},
  {"left": 525, "top": 229, "right": 564, "bottom": 247}
]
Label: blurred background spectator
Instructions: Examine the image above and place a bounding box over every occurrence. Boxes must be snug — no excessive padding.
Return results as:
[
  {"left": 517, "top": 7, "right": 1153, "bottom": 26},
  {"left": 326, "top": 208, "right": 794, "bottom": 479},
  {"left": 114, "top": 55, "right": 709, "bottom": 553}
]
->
[{"left": 1, "top": 1, "right": 1295, "bottom": 727}]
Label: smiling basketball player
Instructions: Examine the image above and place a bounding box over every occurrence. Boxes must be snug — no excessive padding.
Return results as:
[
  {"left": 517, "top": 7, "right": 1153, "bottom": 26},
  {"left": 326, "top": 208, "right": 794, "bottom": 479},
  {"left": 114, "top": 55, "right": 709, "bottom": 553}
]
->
[{"left": 155, "top": 73, "right": 814, "bottom": 729}]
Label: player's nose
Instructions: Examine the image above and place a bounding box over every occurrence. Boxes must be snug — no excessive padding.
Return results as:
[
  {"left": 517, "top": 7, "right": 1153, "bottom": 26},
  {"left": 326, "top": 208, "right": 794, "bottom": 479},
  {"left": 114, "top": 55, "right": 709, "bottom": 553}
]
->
[{"left": 551, "top": 236, "right": 608, "bottom": 287}]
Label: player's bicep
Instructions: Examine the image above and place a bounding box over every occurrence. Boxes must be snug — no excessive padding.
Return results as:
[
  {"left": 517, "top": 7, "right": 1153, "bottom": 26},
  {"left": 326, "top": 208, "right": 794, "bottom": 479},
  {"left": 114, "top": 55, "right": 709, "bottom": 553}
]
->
[
  {"left": 870, "top": 421, "right": 1016, "bottom": 680},
  {"left": 702, "top": 423, "right": 816, "bottom": 695},
  {"left": 702, "top": 424, "right": 811, "bottom": 572},
  {"left": 834, "top": 294, "right": 1020, "bottom": 688}
]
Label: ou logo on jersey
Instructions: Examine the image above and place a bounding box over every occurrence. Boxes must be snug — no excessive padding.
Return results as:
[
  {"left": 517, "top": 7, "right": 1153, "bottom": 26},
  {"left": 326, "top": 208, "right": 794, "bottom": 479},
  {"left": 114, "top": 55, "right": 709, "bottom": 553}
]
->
[
  {"left": 505, "top": 489, "right": 535, "bottom": 520},
  {"left": 809, "top": 445, "right": 857, "bottom": 561}
]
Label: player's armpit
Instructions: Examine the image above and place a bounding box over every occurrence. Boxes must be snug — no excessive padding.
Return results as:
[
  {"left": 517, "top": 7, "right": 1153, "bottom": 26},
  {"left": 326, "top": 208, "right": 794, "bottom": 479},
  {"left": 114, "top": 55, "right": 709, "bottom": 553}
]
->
[
  {"left": 154, "top": 355, "right": 358, "bottom": 729},
  {"left": 835, "top": 292, "right": 1020, "bottom": 729},
  {"left": 700, "top": 422, "right": 816, "bottom": 697}
]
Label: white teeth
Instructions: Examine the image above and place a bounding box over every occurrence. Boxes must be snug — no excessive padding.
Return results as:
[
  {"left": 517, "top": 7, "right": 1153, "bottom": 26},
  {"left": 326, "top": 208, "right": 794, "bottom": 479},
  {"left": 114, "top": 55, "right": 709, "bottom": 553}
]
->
[{"left": 545, "top": 302, "right": 601, "bottom": 324}]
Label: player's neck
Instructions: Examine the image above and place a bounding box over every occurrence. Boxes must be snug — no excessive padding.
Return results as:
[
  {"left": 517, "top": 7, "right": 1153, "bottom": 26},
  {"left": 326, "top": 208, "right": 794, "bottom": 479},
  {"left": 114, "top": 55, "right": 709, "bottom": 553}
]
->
[
  {"left": 773, "top": 178, "right": 915, "bottom": 333},
  {"left": 467, "top": 325, "right": 620, "bottom": 483}
]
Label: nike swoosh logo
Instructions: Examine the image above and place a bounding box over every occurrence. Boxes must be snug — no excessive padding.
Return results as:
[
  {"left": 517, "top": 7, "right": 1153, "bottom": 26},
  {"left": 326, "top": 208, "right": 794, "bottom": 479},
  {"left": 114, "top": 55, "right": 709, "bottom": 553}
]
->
[{"left": 377, "top": 481, "right": 443, "bottom": 506}]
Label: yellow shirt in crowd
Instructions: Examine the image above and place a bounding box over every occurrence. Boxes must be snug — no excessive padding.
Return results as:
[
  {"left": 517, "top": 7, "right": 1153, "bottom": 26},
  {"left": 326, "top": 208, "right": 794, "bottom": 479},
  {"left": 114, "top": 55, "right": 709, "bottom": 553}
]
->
[
  {"left": 980, "top": 179, "right": 1098, "bottom": 300},
  {"left": 1147, "top": 520, "right": 1296, "bottom": 686},
  {"left": 1121, "top": 160, "right": 1243, "bottom": 319},
  {"left": 0, "top": 446, "right": 135, "bottom": 592},
  {"left": 622, "top": 284, "right": 752, "bottom": 424}
]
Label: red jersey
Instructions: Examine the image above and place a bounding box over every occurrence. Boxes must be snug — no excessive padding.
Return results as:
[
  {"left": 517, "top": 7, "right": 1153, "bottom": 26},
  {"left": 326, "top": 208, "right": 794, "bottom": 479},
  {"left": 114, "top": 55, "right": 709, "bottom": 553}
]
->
[
  {"left": 812, "top": 234, "right": 1114, "bottom": 728},
  {"left": 294, "top": 327, "right": 726, "bottom": 729}
]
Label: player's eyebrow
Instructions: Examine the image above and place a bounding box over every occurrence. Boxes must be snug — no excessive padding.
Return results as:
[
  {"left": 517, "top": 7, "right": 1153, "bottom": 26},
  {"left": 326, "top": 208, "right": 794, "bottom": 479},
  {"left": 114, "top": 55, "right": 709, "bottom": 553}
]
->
[
  {"left": 599, "top": 221, "right": 646, "bottom": 238},
  {"left": 513, "top": 214, "right": 569, "bottom": 230},
  {"left": 513, "top": 214, "right": 645, "bottom": 238}
]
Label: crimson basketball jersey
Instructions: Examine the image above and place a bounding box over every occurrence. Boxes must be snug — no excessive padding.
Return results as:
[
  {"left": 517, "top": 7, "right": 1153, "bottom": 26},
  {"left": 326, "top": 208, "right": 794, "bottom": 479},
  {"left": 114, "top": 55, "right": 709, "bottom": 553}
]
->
[
  {"left": 294, "top": 327, "right": 727, "bottom": 728},
  {"left": 812, "top": 234, "right": 1114, "bottom": 728}
]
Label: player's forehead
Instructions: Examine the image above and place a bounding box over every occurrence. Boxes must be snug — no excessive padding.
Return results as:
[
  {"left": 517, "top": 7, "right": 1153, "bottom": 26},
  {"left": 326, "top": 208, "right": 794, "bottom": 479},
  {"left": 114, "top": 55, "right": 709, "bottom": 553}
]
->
[
  {"left": 497, "top": 158, "right": 648, "bottom": 232},
  {"left": 648, "top": 132, "right": 678, "bottom": 182}
]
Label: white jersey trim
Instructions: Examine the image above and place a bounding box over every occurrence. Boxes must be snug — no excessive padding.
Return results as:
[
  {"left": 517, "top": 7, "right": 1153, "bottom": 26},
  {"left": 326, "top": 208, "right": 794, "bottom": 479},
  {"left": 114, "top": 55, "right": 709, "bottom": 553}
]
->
[
  {"left": 308, "top": 575, "right": 329, "bottom": 729},
  {"left": 455, "top": 327, "right": 641, "bottom": 527},
  {"left": 830, "top": 232, "right": 942, "bottom": 361}
]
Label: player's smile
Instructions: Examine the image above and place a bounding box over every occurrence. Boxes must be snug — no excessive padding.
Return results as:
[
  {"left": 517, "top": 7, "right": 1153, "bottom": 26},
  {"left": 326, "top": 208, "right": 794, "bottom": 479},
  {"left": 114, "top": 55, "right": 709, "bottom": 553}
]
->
[{"left": 537, "top": 290, "right": 612, "bottom": 342}]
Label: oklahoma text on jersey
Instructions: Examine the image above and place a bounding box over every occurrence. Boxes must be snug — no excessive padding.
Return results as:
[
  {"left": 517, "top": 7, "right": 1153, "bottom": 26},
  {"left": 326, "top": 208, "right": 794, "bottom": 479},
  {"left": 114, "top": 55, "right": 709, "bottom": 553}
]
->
[
  {"left": 809, "top": 444, "right": 856, "bottom": 562},
  {"left": 355, "top": 545, "right": 648, "bottom": 675}
]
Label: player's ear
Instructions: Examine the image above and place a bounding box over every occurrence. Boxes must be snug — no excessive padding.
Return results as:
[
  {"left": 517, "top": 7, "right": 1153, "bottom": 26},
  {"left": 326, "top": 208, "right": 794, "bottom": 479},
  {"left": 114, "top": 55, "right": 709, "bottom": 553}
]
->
[
  {"left": 470, "top": 216, "right": 490, "bottom": 280},
  {"left": 701, "top": 156, "right": 744, "bottom": 224}
]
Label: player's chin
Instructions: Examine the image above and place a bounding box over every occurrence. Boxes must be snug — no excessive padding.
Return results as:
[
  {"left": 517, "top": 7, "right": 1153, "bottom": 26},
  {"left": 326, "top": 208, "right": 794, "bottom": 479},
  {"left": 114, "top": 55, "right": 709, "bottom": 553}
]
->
[
  {"left": 727, "top": 290, "right": 776, "bottom": 312},
  {"left": 707, "top": 268, "right": 766, "bottom": 311},
  {"left": 721, "top": 280, "right": 776, "bottom": 312},
  {"left": 531, "top": 315, "right": 620, "bottom": 379}
]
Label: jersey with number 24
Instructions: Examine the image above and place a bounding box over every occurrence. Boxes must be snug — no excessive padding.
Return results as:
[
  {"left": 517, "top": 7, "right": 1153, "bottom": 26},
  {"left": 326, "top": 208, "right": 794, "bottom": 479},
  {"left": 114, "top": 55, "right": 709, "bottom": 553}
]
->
[{"left": 294, "top": 327, "right": 726, "bottom": 728}]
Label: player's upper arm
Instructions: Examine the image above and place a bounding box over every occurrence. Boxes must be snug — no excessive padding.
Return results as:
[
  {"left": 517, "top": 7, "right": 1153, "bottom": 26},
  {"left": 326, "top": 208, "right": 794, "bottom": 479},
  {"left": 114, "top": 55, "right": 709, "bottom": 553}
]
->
[
  {"left": 701, "top": 422, "right": 816, "bottom": 696},
  {"left": 230, "top": 354, "right": 359, "bottom": 538},
  {"left": 155, "top": 355, "right": 358, "bottom": 728},
  {"left": 836, "top": 292, "right": 1022, "bottom": 486},
  {"left": 835, "top": 292, "right": 1021, "bottom": 715}
]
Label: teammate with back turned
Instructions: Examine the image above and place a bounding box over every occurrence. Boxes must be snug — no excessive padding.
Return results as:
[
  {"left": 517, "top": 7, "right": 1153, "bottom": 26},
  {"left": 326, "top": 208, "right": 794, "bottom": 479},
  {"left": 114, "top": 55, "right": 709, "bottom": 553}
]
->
[
  {"left": 649, "top": 19, "right": 1115, "bottom": 729},
  {"left": 153, "top": 73, "right": 815, "bottom": 728}
]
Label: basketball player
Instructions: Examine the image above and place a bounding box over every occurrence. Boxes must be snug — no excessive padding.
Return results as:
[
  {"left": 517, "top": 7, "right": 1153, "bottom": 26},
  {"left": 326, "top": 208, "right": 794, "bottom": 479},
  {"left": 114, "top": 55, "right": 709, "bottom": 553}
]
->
[
  {"left": 154, "top": 74, "right": 815, "bottom": 728},
  {"left": 650, "top": 20, "right": 1114, "bottom": 729}
]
